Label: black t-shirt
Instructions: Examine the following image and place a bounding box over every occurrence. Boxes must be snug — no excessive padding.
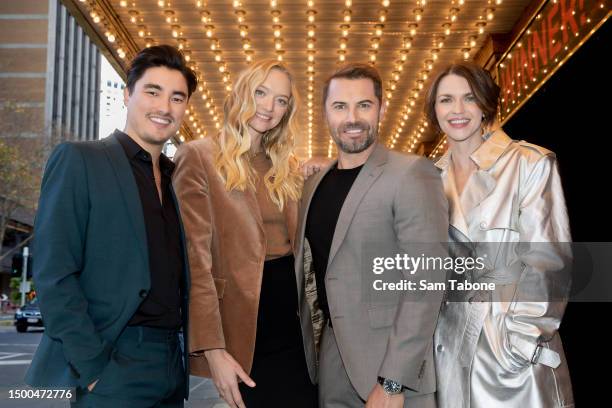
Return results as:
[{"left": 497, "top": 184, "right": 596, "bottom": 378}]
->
[{"left": 305, "top": 163, "right": 363, "bottom": 321}]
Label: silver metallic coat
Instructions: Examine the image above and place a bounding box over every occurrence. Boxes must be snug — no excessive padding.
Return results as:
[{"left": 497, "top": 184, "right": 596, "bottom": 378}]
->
[{"left": 433, "top": 129, "right": 574, "bottom": 408}]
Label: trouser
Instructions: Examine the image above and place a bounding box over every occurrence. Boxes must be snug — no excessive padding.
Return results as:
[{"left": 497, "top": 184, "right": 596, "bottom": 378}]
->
[
  {"left": 72, "top": 325, "right": 186, "bottom": 408},
  {"left": 318, "top": 322, "right": 437, "bottom": 408}
]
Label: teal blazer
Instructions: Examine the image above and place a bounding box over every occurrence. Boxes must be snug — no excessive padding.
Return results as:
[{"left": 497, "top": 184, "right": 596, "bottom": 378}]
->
[{"left": 24, "top": 133, "right": 190, "bottom": 398}]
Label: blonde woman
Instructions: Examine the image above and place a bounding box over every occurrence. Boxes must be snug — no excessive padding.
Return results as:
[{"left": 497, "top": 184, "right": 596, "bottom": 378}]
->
[{"left": 173, "top": 60, "right": 317, "bottom": 408}]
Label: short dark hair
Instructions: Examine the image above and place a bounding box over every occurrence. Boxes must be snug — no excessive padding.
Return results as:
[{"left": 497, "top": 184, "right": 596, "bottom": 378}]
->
[
  {"left": 424, "top": 62, "right": 500, "bottom": 134},
  {"left": 126, "top": 45, "right": 198, "bottom": 98},
  {"left": 322, "top": 63, "right": 383, "bottom": 106}
]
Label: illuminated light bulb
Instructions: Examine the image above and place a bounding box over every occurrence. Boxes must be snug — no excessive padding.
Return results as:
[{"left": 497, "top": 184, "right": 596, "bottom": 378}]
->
[
  {"left": 414, "top": 8, "right": 423, "bottom": 22},
  {"left": 343, "top": 9, "right": 352, "bottom": 23},
  {"left": 307, "top": 10, "right": 317, "bottom": 23},
  {"left": 119, "top": 1, "right": 128, "bottom": 7},
  {"left": 341, "top": 24, "right": 350, "bottom": 36},
  {"left": 382, "top": 0, "right": 390, "bottom": 7},
  {"left": 374, "top": 24, "right": 384, "bottom": 36}
]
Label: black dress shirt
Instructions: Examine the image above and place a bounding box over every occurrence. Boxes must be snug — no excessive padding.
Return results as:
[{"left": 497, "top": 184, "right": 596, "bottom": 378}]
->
[
  {"left": 305, "top": 164, "right": 363, "bottom": 322},
  {"left": 115, "top": 130, "right": 183, "bottom": 329}
]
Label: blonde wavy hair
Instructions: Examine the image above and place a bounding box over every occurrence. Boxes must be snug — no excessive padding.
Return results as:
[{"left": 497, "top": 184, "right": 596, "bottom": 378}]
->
[{"left": 214, "top": 59, "right": 303, "bottom": 210}]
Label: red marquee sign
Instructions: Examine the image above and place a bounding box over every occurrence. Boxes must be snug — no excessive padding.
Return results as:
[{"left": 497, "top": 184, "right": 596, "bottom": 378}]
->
[{"left": 498, "top": 0, "right": 610, "bottom": 121}]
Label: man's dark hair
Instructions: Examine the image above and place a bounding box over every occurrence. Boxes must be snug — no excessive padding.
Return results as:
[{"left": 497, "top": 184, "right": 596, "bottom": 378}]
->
[
  {"left": 126, "top": 45, "right": 198, "bottom": 98},
  {"left": 322, "top": 63, "right": 383, "bottom": 106}
]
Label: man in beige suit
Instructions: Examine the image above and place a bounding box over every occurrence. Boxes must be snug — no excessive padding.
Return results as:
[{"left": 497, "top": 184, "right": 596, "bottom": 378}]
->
[{"left": 294, "top": 63, "right": 449, "bottom": 407}]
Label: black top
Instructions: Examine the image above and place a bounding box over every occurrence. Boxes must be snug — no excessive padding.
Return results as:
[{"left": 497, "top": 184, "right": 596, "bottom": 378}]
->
[
  {"left": 305, "top": 163, "right": 363, "bottom": 321},
  {"left": 115, "top": 130, "right": 183, "bottom": 329}
]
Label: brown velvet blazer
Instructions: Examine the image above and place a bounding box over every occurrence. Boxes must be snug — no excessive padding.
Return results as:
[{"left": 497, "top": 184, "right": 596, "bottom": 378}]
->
[{"left": 172, "top": 137, "right": 298, "bottom": 377}]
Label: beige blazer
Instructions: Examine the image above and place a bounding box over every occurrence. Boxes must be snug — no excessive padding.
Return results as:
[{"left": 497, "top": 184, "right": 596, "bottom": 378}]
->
[
  {"left": 172, "top": 137, "right": 297, "bottom": 377},
  {"left": 294, "top": 143, "right": 449, "bottom": 399},
  {"left": 433, "top": 129, "right": 574, "bottom": 407}
]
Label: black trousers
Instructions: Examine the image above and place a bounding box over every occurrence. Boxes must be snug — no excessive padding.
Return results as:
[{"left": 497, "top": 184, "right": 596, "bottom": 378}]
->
[
  {"left": 72, "top": 326, "right": 185, "bottom": 408},
  {"left": 239, "top": 254, "right": 318, "bottom": 408}
]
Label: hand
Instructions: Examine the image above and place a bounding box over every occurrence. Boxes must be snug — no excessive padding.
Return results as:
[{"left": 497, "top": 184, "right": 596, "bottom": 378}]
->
[
  {"left": 300, "top": 157, "right": 332, "bottom": 179},
  {"left": 87, "top": 379, "right": 99, "bottom": 392},
  {"left": 205, "top": 349, "right": 255, "bottom": 408},
  {"left": 365, "top": 383, "right": 405, "bottom": 408}
]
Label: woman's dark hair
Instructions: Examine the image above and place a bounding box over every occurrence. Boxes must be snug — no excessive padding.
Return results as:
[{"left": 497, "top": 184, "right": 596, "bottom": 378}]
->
[
  {"left": 424, "top": 62, "right": 500, "bottom": 134},
  {"left": 126, "top": 45, "right": 198, "bottom": 98}
]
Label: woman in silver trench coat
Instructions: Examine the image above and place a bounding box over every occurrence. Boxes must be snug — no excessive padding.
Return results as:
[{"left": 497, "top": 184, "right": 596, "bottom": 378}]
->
[{"left": 424, "top": 63, "right": 574, "bottom": 408}]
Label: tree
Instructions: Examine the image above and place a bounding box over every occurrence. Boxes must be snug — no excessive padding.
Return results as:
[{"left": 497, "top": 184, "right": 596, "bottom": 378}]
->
[{"left": 0, "top": 138, "right": 41, "bottom": 252}]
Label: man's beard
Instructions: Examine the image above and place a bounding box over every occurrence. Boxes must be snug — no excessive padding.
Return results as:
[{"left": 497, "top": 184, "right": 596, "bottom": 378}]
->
[{"left": 330, "top": 120, "right": 378, "bottom": 154}]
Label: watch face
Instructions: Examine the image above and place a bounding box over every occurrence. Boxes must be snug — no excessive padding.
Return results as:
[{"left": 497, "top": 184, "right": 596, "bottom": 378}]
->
[{"left": 383, "top": 379, "right": 402, "bottom": 395}]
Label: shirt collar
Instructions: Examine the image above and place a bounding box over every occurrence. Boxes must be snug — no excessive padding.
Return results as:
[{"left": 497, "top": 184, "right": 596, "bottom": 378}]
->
[
  {"left": 434, "top": 128, "right": 512, "bottom": 172},
  {"left": 114, "top": 129, "right": 175, "bottom": 176}
]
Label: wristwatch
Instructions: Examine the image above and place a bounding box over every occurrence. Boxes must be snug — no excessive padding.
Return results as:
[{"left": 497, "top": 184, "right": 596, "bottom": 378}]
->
[{"left": 377, "top": 376, "right": 403, "bottom": 395}]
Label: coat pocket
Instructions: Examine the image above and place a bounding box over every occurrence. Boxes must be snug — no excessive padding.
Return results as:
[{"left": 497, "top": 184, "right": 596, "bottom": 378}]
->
[{"left": 368, "top": 305, "right": 397, "bottom": 329}]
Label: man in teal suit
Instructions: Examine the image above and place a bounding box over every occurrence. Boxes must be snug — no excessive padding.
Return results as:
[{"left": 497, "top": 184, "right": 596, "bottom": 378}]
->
[{"left": 25, "top": 45, "right": 197, "bottom": 407}]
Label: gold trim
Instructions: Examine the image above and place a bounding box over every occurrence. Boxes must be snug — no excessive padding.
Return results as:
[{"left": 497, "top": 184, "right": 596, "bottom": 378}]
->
[
  {"left": 499, "top": 12, "right": 610, "bottom": 124},
  {"left": 497, "top": 0, "right": 550, "bottom": 65}
]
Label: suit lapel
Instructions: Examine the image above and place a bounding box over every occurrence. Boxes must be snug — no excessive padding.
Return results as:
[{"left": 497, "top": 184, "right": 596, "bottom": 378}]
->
[
  {"left": 461, "top": 169, "right": 496, "bottom": 228},
  {"left": 101, "top": 134, "right": 149, "bottom": 269},
  {"left": 327, "top": 143, "right": 387, "bottom": 271}
]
